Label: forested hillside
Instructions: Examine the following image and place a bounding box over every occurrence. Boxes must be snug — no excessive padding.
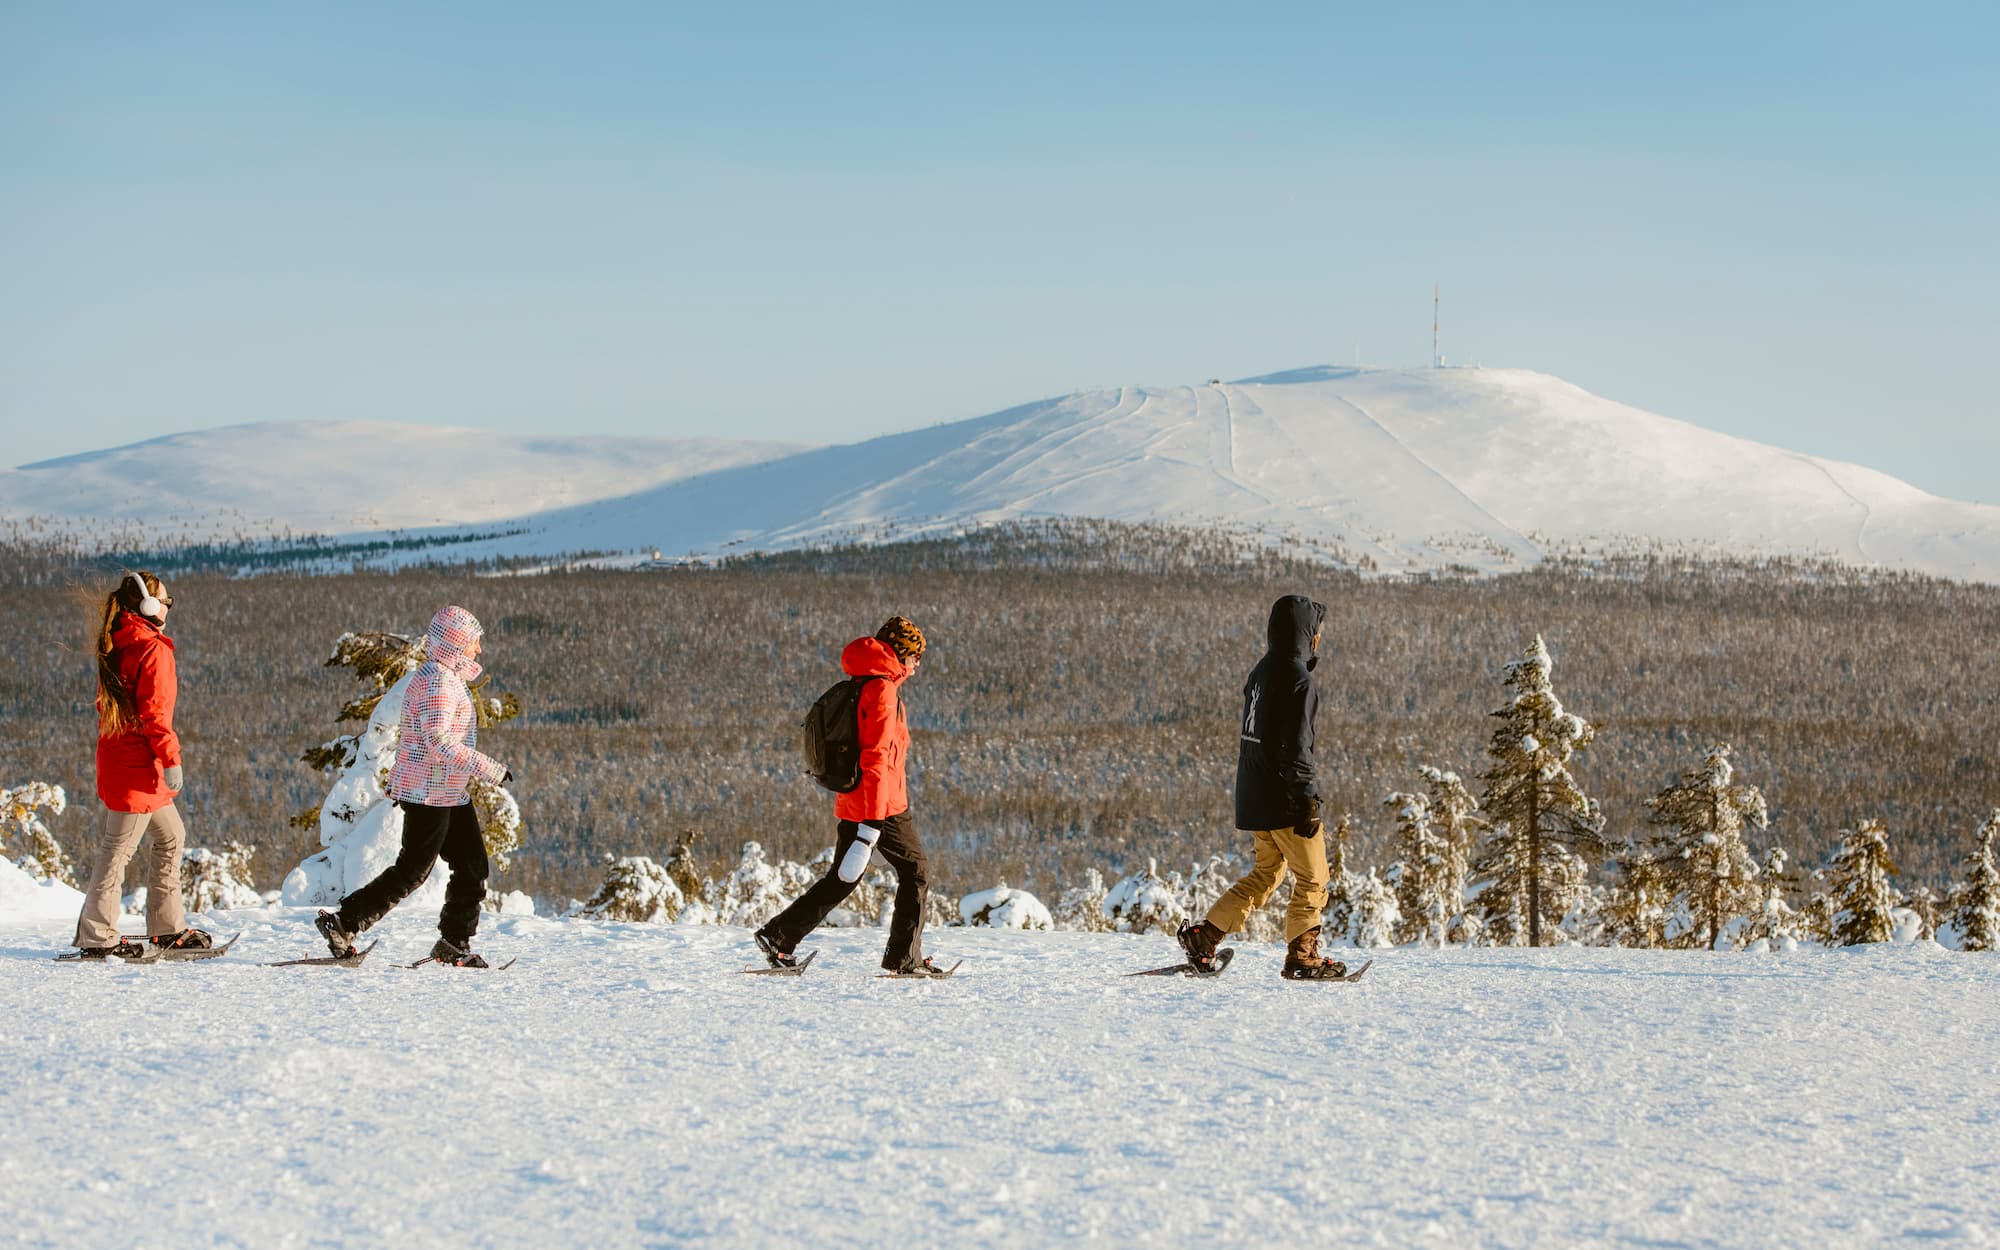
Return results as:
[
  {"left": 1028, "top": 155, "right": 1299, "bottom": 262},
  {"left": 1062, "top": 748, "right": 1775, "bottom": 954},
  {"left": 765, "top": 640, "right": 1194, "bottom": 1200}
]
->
[{"left": 3, "top": 525, "right": 1995, "bottom": 903}]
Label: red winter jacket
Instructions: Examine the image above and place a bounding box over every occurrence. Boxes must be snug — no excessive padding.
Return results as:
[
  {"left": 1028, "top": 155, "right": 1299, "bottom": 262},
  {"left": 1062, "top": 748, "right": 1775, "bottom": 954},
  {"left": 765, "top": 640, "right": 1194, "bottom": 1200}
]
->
[
  {"left": 834, "top": 637, "right": 913, "bottom": 823},
  {"left": 96, "top": 612, "right": 181, "bottom": 813}
]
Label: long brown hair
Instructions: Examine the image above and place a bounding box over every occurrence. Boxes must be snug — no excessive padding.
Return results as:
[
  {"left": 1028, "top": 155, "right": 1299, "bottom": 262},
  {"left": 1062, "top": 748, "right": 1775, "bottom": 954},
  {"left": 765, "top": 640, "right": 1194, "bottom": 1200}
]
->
[{"left": 96, "top": 570, "right": 163, "bottom": 736}]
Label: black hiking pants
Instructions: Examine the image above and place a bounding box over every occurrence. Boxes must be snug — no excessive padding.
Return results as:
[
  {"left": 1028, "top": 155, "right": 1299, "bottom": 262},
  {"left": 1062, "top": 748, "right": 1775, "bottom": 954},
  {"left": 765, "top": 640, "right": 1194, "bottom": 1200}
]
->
[
  {"left": 760, "top": 812, "right": 929, "bottom": 971},
  {"left": 338, "top": 801, "right": 489, "bottom": 942}
]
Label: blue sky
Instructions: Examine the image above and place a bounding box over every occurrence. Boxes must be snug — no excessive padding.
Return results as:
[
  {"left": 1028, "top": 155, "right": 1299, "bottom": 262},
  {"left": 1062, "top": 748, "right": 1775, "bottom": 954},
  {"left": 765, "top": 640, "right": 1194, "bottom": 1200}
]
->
[{"left": 4, "top": 3, "right": 1995, "bottom": 498}]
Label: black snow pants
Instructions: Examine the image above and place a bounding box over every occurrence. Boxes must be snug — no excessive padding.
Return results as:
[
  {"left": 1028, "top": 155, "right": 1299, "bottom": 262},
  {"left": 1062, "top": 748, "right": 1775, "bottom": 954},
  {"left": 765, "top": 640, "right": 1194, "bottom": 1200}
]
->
[
  {"left": 759, "top": 812, "right": 929, "bottom": 971},
  {"left": 337, "top": 801, "right": 489, "bottom": 942}
]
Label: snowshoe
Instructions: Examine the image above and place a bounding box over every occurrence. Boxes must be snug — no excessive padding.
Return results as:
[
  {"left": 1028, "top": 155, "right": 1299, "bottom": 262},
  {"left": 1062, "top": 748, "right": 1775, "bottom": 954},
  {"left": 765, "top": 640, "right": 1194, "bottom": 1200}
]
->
[
  {"left": 426, "top": 936, "right": 489, "bottom": 968},
  {"left": 151, "top": 928, "right": 213, "bottom": 950},
  {"left": 877, "top": 957, "right": 961, "bottom": 979},
  {"left": 314, "top": 910, "right": 356, "bottom": 959}
]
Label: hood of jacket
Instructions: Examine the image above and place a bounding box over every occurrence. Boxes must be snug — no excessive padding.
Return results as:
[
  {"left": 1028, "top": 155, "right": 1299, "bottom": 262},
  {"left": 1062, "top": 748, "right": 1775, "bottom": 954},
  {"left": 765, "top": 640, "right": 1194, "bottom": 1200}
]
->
[
  {"left": 841, "top": 636, "right": 911, "bottom": 681},
  {"left": 1266, "top": 594, "right": 1327, "bottom": 671},
  {"left": 427, "top": 605, "right": 484, "bottom": 682}
]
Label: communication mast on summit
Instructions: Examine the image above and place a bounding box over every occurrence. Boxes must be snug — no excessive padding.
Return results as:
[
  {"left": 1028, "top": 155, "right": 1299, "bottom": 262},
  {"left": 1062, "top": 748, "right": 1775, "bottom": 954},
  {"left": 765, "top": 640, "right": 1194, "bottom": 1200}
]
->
[{"left": 1432, "top": 283, "right": 1442, "bottom": 368}]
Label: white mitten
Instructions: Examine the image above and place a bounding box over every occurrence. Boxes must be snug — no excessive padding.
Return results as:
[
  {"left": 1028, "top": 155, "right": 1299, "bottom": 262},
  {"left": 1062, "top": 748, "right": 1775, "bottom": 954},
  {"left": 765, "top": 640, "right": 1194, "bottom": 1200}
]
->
[{"left": 837, "top": 824, "right": 882, "bottom": 883}]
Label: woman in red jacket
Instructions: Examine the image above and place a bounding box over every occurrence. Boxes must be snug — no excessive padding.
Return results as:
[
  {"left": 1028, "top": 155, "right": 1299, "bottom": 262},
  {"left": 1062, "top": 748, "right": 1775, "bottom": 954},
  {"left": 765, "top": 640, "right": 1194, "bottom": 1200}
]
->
[
  {"left": 72, "top": 571, "right": 211, "bottom": 958},
  {"left": 755, "top": 616, "right": 947, "bottom": 975}
]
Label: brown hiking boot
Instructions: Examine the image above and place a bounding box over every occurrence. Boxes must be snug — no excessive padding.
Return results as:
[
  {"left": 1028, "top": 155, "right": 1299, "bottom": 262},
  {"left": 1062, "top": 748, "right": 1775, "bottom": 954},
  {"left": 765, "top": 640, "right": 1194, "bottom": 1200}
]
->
[
  {"left": 1176, "top": 920, "right": 1225, "bottom": 971},
  {"left": 1282, "top": 926, "right": 1349, "bottom": 980}
]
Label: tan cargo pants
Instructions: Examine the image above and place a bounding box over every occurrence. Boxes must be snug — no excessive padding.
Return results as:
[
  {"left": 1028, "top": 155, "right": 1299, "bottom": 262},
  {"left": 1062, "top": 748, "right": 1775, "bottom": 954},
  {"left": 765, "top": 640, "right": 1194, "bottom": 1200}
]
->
[
  {"left": 74, "top": 804, "right": 187, "bottom": 947},
  {"left": 1205, "top": 823, "right": 1329, "bottom": 942}
]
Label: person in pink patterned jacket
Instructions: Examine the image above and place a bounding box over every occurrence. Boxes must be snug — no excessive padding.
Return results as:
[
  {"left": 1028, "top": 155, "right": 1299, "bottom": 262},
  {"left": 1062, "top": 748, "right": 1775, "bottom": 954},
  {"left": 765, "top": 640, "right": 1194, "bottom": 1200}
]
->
[{"left": 315, "top": 605, "right": 511, "bottom": 967}]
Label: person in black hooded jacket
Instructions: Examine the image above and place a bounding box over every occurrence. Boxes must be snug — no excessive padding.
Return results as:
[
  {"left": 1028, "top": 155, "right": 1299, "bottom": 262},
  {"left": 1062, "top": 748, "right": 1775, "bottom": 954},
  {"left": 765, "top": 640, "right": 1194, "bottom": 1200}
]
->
[{"left": 1178, "top": 594, "right": 1348, "bottom": 979}]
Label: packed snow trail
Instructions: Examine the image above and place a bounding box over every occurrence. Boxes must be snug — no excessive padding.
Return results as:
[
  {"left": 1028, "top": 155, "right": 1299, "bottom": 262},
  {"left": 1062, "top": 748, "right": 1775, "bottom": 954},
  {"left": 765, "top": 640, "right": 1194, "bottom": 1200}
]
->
[{"left": 2, "top": 911, "right": 1996, "bottom": 1249}]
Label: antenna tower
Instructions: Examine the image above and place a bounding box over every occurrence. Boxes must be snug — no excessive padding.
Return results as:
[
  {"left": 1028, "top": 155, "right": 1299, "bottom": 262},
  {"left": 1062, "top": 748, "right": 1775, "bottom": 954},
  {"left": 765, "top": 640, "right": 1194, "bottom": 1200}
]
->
[{"left": 1432, "top": 283, "right": 1440, "bottom": 368}]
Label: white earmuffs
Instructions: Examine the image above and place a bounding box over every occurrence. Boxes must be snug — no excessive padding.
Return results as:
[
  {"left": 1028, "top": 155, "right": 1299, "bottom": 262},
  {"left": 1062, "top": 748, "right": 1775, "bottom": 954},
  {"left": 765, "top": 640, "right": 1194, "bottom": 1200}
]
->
[{"left": 125, "top": 571, "right": 164, "bottom": 619}]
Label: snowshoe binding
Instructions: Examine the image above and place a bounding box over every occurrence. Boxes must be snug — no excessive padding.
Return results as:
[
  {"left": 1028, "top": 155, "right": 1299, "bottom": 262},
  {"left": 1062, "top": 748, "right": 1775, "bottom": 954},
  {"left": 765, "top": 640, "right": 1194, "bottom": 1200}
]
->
[
  {"left": 314, "top": 910, "right": 356, "bottom": 959},
  {"left": 1177, "top": 920, "right": 1227, "bottom": 974},
  {"left": 68, "top": 938, "right": 154, "bottom": 962},
  {"left": 1281, "top": 926, "right": 1350, "bottom": 981},
  {"left": 151, "top": 928, "right": 213, "bottom": 951},
  {"left": 425, "top": 936, "right": 490, "bottom": 969},
  {"left": 753, "top": 929, "right": 799, "bottom": 971}
]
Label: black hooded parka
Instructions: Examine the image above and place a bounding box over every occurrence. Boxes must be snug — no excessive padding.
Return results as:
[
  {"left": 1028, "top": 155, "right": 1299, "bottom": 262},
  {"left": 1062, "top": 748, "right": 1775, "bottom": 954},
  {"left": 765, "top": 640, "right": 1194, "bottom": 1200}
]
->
[{"left": 1233, "top": 594, "right": 1328, "bottom": 832}]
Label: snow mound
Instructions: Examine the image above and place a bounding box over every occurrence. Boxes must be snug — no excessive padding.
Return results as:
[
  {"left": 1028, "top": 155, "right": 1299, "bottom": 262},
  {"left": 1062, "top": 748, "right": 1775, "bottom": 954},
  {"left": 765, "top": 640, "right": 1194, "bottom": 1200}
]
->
[{"left": 0, "top": 856, "right": 83, "bottom": 922}]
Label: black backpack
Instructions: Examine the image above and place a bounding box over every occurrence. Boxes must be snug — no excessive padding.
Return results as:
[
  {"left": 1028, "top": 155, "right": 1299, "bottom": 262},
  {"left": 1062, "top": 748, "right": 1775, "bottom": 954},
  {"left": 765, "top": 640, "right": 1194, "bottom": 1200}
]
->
[{"left": 801, "top": 676, "right": 879, "bottom": 792}]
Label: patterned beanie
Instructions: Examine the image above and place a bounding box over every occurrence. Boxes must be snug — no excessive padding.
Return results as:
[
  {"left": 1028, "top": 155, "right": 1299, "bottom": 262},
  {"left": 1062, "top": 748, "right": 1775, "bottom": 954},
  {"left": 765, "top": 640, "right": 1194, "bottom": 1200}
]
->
[{"left": 876, "top": 615, "right": 926, "bottom": 660}]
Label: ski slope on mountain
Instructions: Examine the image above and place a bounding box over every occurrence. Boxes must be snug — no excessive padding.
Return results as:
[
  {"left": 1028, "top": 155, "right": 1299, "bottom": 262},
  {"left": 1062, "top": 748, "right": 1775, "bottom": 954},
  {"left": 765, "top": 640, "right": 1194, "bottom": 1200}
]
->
[
  {"left": 408, "top": 367, "right": 2000, "bottom": 581},
  {"left": 2, "top": 912, "right": 1994, "bottom": 1249},
  {"left": 0, "top": 421, "right": 803, "bottom": 540}
]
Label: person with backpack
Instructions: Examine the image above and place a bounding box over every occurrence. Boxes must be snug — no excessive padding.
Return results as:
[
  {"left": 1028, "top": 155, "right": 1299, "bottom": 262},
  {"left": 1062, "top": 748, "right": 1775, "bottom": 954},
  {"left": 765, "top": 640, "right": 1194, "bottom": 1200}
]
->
[
  {"left": 1176, "top": 594, "right": 1349, "bottom": 979},
  {"left": 73, "top": 571, "right": 215, "bottom": 958},
  {"left": 756, "top": 615, "right": 948, "bottom": 976},
  {"left": 313, "top": 605, "right": 511, "bottom": 968}
]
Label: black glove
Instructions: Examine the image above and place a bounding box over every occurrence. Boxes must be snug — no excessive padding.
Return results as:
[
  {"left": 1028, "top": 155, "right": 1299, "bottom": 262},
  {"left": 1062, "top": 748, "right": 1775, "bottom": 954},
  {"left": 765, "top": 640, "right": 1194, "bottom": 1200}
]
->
[{"left": 1292, "top": 795, "right": 1322, "bottom": 836}]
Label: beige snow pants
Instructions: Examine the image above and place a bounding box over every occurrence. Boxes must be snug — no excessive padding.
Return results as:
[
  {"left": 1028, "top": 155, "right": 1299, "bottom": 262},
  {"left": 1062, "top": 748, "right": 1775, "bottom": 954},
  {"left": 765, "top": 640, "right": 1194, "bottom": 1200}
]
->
[
  {"left": 1205, "top": 823, "right": 1329, "bottom": 942},
  {"left": 74, "top": 804, "right": 187, "bottom": 947}
]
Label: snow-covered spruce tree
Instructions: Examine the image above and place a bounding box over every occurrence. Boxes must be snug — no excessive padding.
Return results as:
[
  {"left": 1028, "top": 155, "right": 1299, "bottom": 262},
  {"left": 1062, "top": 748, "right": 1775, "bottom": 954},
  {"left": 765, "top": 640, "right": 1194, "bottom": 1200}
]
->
[
  {"left": 959, "top": 883, "right": 1053, "bottom": 930},
  {"left": 1103, "top": 859, "right": 1188, "bottom": 933},
  {"left": 1947, "top": 810, "right": 2000, "bottom": 952},
  {"left": 1385, "top": 766, "right": 1487, "bottom": 945},
  {"left": 1606, "top": 844, "right": 1670, "bottom": 948},
  {"left": 1349, "top": 867, "right": 1402, "bottom": 949},
  {"left": 1321, "top": 813, "right": 1360, "bottom": 942},
  {"left": 1825, "top": 819, "right": 1902, "bottom": 946},
  {"left": 1643, "top": 743, "right": 1770, "bottom": 950},
  {"left": 1740, "top": 845, "right": 1804, "bottom": 949},
  {"left": 181, "top": 842, "right": 261, "bottom": 912},
  {"left": 572, "top": 855, "right": 685, "bottom": 923},
  {"left": 1904, "top": 886, "right": 1941, "bottom": 942},
  {"left": 282, "top": 629, "right": 524, "bottom": 908},
  {"left": 1, "top": 781, "right": 75, "bottom": 886},
  {"left": 1471, "top": 636, "right": 1605, "bottom": 947},
  {"left": 1054, "top": 867, "right": 1113, "bottom": 932},
  {"left": 712, "top": 841, "right": 818, "bottom": 927}
]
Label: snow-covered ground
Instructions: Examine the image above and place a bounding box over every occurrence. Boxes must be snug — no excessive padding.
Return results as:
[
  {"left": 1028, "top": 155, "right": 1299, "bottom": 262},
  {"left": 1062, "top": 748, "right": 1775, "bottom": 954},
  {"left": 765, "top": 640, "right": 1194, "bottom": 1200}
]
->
[{"left": 4, "top": 909, "right": 1995, "bottom": 1249}]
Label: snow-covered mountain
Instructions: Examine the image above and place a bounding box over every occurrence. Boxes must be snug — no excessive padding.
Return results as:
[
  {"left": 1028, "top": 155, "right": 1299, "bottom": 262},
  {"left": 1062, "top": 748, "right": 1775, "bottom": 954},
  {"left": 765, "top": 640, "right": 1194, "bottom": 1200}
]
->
[
  {"left": 0, "top": 420, "right": 805, "bottom": 539},
  {"left": 10, "top": 368, "right": 2000, "bottom": 580},
  {"left": 417, "top": 366, "right": 2000, "bottom": 580}
]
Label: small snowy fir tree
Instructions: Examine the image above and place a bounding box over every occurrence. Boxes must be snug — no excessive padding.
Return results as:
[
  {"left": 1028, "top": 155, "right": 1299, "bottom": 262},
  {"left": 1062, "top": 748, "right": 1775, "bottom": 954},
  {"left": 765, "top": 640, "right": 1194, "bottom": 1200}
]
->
[
  {"left": 713, "top": 841, "right": 817, "bottom": 927},
  {"left": 1349, "top": 867, "right": 1402, "bottom": 949},
  {"left": 1386, "top": 766, "right": 1487, "bottom": 945},
  {"left": 1103, "top": 859, "right": 1187, "bottom": 933},
  {"left": 1739, "top": 845, "right": 1803, "bottom": 949},
  {"left": 959, "top": 883, "right": 1053, "bottom": 930},
  {"left": 1, "top": 781, "right": 75, "bottom": 886},
  {"left": 181, "top": 842, "right": 261, "bottom": 912},
  {"left": 1054, "top": 867, "right": 1114, "bottom": 932},
  {"left": 1321, "top": 813, "right": 1360, "bottom": 942},
  {"left": 282, "top": 630, "right": 524, "bottom": 908},
  {"left": 1472, "top": 636, "right": 1604, "bottom": 947},
  {"left": 1644, "top": 744, "right": 1770, "bottom": 950},
  {"left": 1825, "top": 819, "right": 1902, "bottom": 946},
  {"left": 1904, "top": 885, "right": 1941, "bottom": 942},
  {"left": 1606, "top": 844, "right": 1670, "bottom": 948},
  {"left": 572, "top": 855, "right": 685, "bottom": 923},
  {"left": 1946, "top": 810, "right": 2000, "bottom": 952}
]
